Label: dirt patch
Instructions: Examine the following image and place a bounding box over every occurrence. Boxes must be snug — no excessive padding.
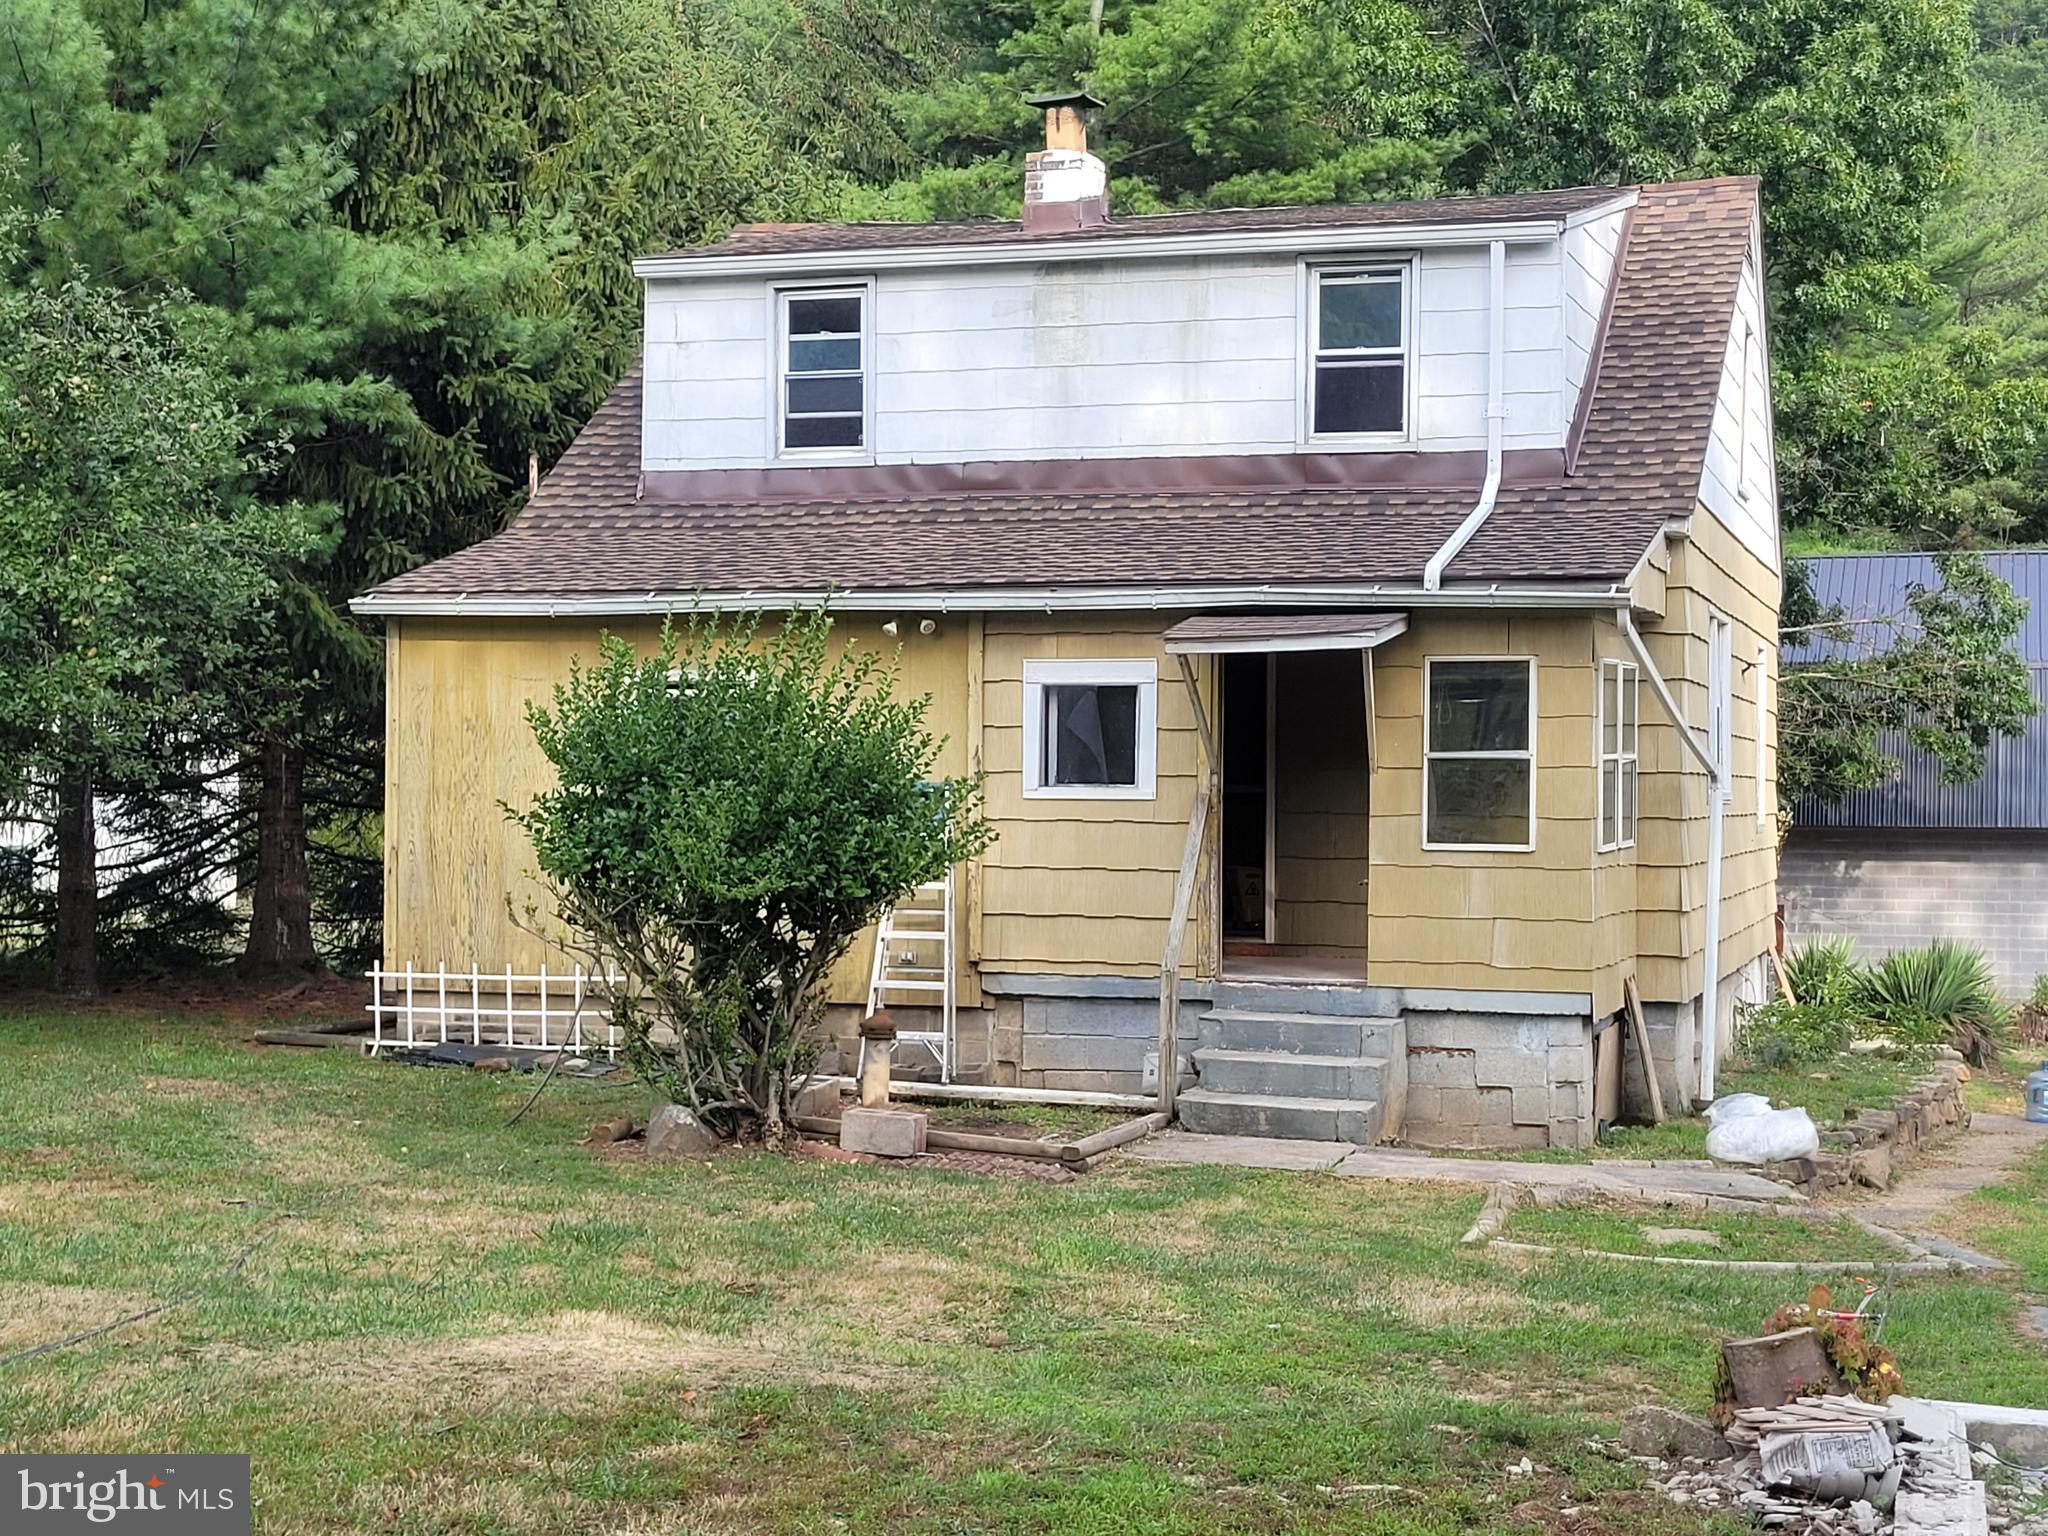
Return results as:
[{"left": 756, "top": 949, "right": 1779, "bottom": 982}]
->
[
  {"left": 0, "top": 1284, "right": 165, "bottom": 1353},
  {"left": 219, "top": 1309, "right": 901, "bottom": 1415},
  {"left": 141, "top": 1075, "right": 261, "bottom": 1104},
  {"left": 1368, "top": 1273, "right": 1597, "bottom": 1330}
]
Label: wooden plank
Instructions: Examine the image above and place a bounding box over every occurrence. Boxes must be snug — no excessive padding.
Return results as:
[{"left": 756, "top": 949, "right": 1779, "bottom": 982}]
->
[
  {"left": 1623, "top": 974, "right": 1666, "bottom": 1125},
  {"left": 1157, "top": 778, "right": 1211, "bottom": 1117}
]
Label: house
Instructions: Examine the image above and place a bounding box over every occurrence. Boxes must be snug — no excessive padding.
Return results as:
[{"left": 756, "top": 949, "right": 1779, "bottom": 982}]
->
[
  {"left": 1780, "top": 552, "right": 2048, "bottom": 993},
  {"left": 352, "top": 99, "right": 1782, "bottom": 1149}
]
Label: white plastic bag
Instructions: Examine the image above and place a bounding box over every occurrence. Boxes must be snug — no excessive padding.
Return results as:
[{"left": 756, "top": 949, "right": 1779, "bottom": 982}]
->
[
  {"left": 1705, "top": 1091, "right": 1774, "bottom": 1126},
  {"left": 1706, "top": 1105, "right": 1820, "bottom": 1165}
]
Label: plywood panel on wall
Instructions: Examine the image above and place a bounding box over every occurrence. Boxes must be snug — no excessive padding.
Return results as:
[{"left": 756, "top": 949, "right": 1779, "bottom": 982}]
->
[{"left": 383, "top": 614, "right": 972, "bottom": 1008}]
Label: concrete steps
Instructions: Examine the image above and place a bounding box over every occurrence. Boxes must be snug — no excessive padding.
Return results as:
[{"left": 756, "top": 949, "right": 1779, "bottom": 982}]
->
[
  {"left": 1192, "top": 1046, "right": 1390, "bottom": 1100},
  {"left": 1196, "top": 1008, "right": 1400, "bottom": 1057},
  {"left": 1176, "top": 1087, "right": 1385, "bottom": 1144},
  {"left": 1180, "top": 996, "right": 1408, "bottom": 1145}
]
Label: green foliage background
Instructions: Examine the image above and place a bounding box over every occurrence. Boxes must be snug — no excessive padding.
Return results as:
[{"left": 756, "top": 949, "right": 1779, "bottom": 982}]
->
[{"left": 2, "top": 0, "right": 2045, "bottom": 971}]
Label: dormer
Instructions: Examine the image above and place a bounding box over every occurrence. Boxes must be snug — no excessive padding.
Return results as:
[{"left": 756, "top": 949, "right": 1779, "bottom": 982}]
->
[{"left": 631, "top": 103, "right": 1637, "bottom": 481}]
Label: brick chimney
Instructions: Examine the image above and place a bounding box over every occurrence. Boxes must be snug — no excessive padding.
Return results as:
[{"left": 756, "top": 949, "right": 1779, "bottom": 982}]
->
[{"left": 1022, "top": 90, "right": 1108, "bottom": 234}]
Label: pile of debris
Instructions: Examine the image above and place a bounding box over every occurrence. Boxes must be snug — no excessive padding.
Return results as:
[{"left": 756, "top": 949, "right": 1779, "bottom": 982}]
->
[{"left": 1623, "top": 1395, "right": 2043, "bottom": 1536}]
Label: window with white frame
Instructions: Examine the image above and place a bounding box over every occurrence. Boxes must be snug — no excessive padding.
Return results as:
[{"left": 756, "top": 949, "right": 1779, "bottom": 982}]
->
[
  {"left": 1022, "top": 659, "right": 1158, "bottom": 799},
  {"left": 1308, "top": 265, "right": 1409, "bottom": 437},
  {"left": 777, "top": 286, "right": 867, "bottom": 454},
  {"left": 1598, "top": 659, "right": 1639, "bottom": 851},
  {"left": 1424, "top": 658, "right": 1534, "bottom": 849}
]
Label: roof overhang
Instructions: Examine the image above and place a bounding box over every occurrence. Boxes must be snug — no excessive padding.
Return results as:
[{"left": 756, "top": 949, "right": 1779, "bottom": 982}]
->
[
  {"left": 350, "top": 581, "right": 1631, "bottom": 620},
  {"left": 632, "top": 215, "right": 1598, "bottom": 283},
  {"left": 1161, "top": 612, "right": 1408, "bottom": 654}
]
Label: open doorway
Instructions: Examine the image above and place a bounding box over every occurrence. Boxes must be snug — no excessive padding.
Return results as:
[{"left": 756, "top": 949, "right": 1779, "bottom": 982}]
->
[{"left": 1219, "top": 650, "right": 1371, "bottom": 966}]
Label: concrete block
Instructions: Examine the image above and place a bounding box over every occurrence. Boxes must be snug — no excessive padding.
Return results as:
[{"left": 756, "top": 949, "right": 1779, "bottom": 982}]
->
[
  {"left": 1510, "top": 1083, "right": 1549, "bottom": 1126},
  {"left": 1548, "top": 1043, "right": 1589, "bottom": 1082},
  {"left": 1473, "top": 1087, "right": 1517, "bottom": 1127},
  {"left": 1433, "top": 1086, "right": 1485, "bottom": 1127},
  {"left": 1474, "top": 1047, "right": 1547, "bottom": 1090},
  {"left": 1549, "top": 1081, "right": 1581, "bottom": 1122},
  {"left": 1408, "top": 1048, "right": 1477, "bottom": 1087},
  {"left": 1549, "top": 1015, "right": 1591, "bottom": 1047},
  {"left": 840, "top": 1106, "right": 928, "bottom": 1158}
]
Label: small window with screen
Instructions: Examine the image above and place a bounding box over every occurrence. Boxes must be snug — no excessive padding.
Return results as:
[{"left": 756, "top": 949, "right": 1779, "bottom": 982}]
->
[{"left": 779, "top": 287, "right": 866, "bottom": 454}]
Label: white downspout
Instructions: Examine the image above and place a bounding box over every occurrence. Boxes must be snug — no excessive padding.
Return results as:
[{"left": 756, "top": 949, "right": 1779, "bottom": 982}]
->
[
  {"left": 1423, "top": 239, "right": 1507, "bottom": 591},
  {"left": 1618, "top": 609, "right": 1726, "bottom": 1105}
]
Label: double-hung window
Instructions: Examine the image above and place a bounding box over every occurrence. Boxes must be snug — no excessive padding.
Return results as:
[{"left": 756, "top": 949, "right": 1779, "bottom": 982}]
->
[
  {"left": 1424, "top": 658, "right": 1535, "bottom": 849},
  {"left": 778, "top": 286, "right": 867, "bottom": 454},
  {"left": 1308, "top": 265, "right": 1409, "bottom": 438},
  {"left": 1022, "top": 659, "right": 1158, "bottom": 800},
  {"left": 1598, "top": 659, "right": 1639, "bottom": 851}
]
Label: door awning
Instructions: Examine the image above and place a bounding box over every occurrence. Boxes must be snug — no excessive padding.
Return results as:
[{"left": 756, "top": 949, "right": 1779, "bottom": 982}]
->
[{"left": 1160, "top": 612, "right": 1408, "bottom": 654}]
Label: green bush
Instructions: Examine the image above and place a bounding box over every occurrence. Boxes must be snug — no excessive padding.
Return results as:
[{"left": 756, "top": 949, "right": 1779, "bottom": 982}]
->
[
  {"left": 513, "top": 612, "right": 995, "bottom": 1137},
  {"left": 1785, "top": 935, "right": 1865, "bottom": 1006},
  {"left": 1855, "top": 940, "right": 2008, "bottom": 1068},
  {"left": 1739, "top": 995, "right": 1860, "bottom": 1068}
]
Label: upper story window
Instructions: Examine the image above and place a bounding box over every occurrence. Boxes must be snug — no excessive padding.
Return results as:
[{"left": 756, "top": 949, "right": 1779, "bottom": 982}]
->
[
  {"left": 778, "top": 285, "right": 868, "bottom": 455},
  {"left": 1309, "top": 265, "right": 1409, "bottom": 439}
]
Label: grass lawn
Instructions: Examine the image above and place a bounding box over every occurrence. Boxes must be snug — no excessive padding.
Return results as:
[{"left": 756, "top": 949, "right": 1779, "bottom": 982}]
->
[{"left": 2, "top": 1005, "right": 2044, "bottom": 1535}]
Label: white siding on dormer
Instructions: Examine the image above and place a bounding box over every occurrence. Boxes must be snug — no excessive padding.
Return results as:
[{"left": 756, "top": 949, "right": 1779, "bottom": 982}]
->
[
  {"left": 1561, "top": 208, "right": 1625, "bottom": 419},
  {"left": 1696, "top": 244, "right": 1779, "bottom": 573},
  {"left": 641, "top": 241, "right": 1580, "bottom": 472}
]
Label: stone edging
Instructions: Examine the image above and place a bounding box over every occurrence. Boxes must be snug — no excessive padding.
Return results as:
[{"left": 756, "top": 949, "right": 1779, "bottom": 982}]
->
[{"left": 1758, "top": 1061, "right": 1969, "bottom": 1198}]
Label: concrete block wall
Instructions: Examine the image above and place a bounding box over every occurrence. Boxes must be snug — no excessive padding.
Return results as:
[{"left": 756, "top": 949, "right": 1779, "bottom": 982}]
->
[
  {"left": 1402, "top": 1010, "right": 1596, "bottom": 1150},
  {"left": 822, "top": 993, "right": 1190, "bottom": 1096},
  {"left": 1781, "top": 828, "right": 2048, "bottom": 994}
]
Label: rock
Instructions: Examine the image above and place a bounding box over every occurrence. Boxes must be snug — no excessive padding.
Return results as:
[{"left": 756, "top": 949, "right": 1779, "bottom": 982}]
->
[
  {"left": 1850, "top": 1143, "right": 1893, "bottom": 1189},
  {"left": 646, "top": 1102, "right": 721, "bottom": 1160},
  {"left": 1722, "top": 1328, "right": 1845, "bottom": 1410},
  {"left": 1620, "top": 1405, "right": 1734, "bottom": 1463}
]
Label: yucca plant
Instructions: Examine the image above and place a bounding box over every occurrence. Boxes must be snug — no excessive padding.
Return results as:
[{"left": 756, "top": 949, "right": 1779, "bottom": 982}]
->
[
  {"left": 1785, "top": 935, "right": 1865, "bottom": 1007},
  {"left": 1856, "top": 940, "right": 2009, "bottom": 1068}
]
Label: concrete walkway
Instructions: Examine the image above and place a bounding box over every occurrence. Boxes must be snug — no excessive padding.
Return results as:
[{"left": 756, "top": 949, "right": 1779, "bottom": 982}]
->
[
  {"left": 1125, "top": 1130, "right": 1805, "bottom": 1203},
  {"left": 1853, "top": 1112, "right": 2048, "bottom": 1268}
]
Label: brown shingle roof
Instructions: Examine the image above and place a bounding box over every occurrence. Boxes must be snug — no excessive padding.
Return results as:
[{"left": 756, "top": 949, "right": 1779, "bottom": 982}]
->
[
  {"left": 649, "top": 184, "right": 1629, "bottom": 263},
  {"left": 364, "top": 177, "right": 1757, "bottom": 607}
]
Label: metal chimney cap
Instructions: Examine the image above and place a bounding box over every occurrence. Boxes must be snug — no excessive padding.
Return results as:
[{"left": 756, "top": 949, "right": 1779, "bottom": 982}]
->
[{"left": 1024, "top": 89, "right": 1106, "bottom": 110}]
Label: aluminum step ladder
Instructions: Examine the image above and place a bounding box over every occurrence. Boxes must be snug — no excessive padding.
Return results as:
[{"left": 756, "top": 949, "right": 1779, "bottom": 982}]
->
[{"left": 863, "top": 871, "right": 955, "bottom": 1082}]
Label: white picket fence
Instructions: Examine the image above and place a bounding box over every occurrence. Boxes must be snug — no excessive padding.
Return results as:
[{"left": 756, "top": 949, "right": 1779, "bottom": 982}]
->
[{"left": 367, "top": 963, "right": 623, "bottom": 1057}]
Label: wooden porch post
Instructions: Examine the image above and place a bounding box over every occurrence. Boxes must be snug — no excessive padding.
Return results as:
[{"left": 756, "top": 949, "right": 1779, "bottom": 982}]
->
[{"left": 1159, "top": 654, "right": 1219, "bottom": 1116}]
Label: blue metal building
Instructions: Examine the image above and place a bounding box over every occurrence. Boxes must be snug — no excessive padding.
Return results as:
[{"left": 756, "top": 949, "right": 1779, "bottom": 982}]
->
[{"left": 1779, "top": 552, "right": 2048, "bottom": 991}]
